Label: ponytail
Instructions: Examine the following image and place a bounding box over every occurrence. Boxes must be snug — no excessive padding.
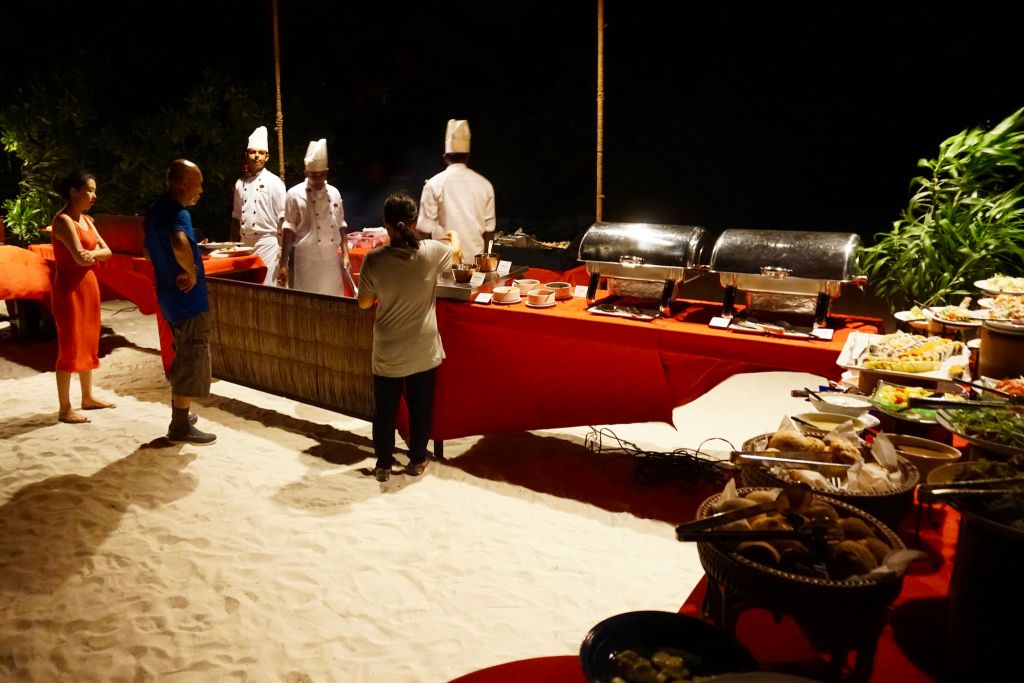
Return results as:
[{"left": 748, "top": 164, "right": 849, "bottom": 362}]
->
[{"left": 384, "top": 191, "right": 421, "bottom": 250}]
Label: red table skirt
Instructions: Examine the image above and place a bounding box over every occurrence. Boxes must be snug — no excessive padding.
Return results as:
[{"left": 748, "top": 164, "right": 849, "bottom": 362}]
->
[{"left": 425, "top": 295, "right": 880, "bottom": 441}]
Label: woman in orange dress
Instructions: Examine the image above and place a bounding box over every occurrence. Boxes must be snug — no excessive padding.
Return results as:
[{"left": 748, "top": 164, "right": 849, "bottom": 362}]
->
[{"left": 51, "top": 170, "right": 115, "bottom": 423}]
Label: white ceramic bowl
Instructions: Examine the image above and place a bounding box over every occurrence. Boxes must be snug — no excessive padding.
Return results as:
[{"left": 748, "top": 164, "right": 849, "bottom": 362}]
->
[
  {"left": 492, "top": 286, "right": 520, "bottom": 303},
  {"left": 527, "top": 288, "right": 555, "bottom": 305},
  {"left": 809, "top": 392, "right": 873, "bottom": 418},
  {"left": 513, "top": 278, "right": 540, "bottom": 293},
  {"left": 885, "top": 434, "right": 962, "bottom": 477},
  {"left": 793, "top": 411, "right": 868, "bottom": 434},
  {"left": 544, "top": 281, "right": 573, "bottom": 300}
]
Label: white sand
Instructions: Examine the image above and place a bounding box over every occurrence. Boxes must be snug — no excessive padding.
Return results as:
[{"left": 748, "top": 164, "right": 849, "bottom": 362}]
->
[{"left": 0, "top": 301, "right": 819, "bottom": 682}]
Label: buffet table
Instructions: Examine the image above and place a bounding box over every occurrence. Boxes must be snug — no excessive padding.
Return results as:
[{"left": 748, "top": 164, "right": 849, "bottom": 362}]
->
[{"left": 427, "top": 295, "right": 880, "bottom": 441}]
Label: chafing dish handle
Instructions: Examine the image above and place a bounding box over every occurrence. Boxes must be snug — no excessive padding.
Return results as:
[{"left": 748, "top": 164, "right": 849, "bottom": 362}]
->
[
  {"left": 722, "top": 285, "right": 737, "bottom": 319},
  {"left": 586, "top": 272, "right": 600, "bottom": 305},
  {"left": 659, "top": 280, "right": 674, "bottom": 317},
  {"left": 813, "top": 292, "right": 830, "bottom": 328}
]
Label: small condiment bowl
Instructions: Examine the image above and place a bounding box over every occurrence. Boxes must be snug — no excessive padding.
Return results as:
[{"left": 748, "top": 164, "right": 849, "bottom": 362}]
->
[
  {"left": 513, "top": 278, "right": 540, "bottom": 293},
  {"left": 886, "top": 434, "right": 961, "bottom": 477},
  {"left": 474, "top": 252, "right": 499, "bottom": 273},
  {"left": 544, "top": 281, "right": 573, "bottom": 300},
  {"left": 527, "top": 288, "right": 555, "bottom": 306},
  {"left": 808, "top": 392, "right": 873, "bottom": 418},
  {"left": 793, "top": 411, "right": 868, "bottom": 435},
  {"left": 451, "top": 263, "right": 478, "bottom": 283},
  {"left": 492, "top": 286, "right": 520, "bottom": 303}
]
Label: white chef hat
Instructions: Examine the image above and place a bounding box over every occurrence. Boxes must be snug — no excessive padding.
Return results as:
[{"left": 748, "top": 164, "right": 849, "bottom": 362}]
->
[
  {"left": 247, "top": 126, "right": 269, "bottom": 152},
  {"left": 444, "top": 119, "right": 471, "bottom": 154},
  {"left": 304, "top": 139, "right": 328, "bottom": 172}
]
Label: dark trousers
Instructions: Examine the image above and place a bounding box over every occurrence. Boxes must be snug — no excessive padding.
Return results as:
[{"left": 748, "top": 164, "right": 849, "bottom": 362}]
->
[{"left": 372, "top": 367, "right": 437, "bottom": 469}]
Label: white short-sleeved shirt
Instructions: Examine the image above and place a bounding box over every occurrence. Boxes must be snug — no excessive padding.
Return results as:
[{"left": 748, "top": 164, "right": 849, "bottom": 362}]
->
[
  {"left": 232, "top": 168, "right": 286, "bottom": 238},
  {"left": 358, "top": 240, "right": 452, "bottom": 377},
  {"left": 417, "top": 163, "right": 495, "bottom": 264}
]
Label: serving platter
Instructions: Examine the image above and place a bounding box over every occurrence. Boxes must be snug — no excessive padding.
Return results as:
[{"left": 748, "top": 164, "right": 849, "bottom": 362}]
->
[
  {"left": 210, "top": 246, "right": 255, "bottom": 258},
  {"left": 893, "top": 310, "right": 928, "bottom": 329},
  {"left": 925, "top": 306, "right": 982, "bottom": 328},
  {"left": 975, "top": 278, "right": 1024, "bottom": 296},
  {"left": 936, "top": 408, "right": 1024, "bottom": 457},
  {"left": 837, "top": 331, "right": 970, "bottom": 382},
  {"left": 200, "top": 241, "right": 237, "bottom": 251}
]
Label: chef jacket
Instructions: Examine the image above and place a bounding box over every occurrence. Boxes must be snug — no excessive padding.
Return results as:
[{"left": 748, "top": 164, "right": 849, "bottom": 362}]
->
[
  {"left": 232, "top": 168, "right": 286, "bottom": 240},
  {"left": 417, "top": 163, "right": 495, "bottom": 264},
  {"left": 282, "top": 180, "right": 349, "bottom": 296}
]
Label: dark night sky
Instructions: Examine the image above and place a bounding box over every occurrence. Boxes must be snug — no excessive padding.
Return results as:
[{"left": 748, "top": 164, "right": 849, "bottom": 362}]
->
[{"left": 3, "top": 1, "right": 1023, "bottom": 238}]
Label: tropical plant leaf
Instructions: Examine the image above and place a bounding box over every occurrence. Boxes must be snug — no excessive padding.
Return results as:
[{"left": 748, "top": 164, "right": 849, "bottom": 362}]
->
[{"left": 862, "top": 107, "right": 1024, "bottom": 308}]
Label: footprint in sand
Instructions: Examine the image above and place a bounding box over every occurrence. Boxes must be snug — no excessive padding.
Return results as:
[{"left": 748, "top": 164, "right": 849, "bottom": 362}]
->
[
  {"left": 167, "top": 595, "right": 189, "bottom": 609},
  {"left": 224, "top": 596, "right": 240, "bottom": 613}
]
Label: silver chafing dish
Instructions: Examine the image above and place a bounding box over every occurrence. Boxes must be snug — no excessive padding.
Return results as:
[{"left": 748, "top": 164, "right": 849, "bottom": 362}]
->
[
  {"left": 708, "top": 229, "right": 866, "bottom": 328},
  {"left": 578, "top": 221, "right": 710, "bottom": 317}
]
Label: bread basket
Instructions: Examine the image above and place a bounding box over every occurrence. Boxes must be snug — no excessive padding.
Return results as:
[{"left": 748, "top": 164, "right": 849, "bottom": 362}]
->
[
  {"left": 739, "top": 431, "right": 920, "bottom": 526},
  {"left": 694, "top": 487, "right": 907, "bottom": 620}
]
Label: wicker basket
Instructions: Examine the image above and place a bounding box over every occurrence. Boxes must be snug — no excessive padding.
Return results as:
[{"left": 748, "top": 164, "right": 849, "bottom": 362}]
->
[
  {"left": 695, "top": 487, "right": 907, "bottom": 620},
  {"left": 740, "top": 432, "right": 920, "bottom": 526}
]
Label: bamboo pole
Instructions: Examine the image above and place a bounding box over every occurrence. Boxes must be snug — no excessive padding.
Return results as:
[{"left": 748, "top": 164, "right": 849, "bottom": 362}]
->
[
  {"left": 272, "top": 0, "right": 285, "bottom": 181},
  {"left": 596, "top": 0, "right": 605, "bottom": 222}
]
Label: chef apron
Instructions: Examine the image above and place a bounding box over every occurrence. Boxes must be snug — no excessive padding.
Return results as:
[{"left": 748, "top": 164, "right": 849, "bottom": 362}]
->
[
  {"left": 293, "top": 188, "right": 344, "bottom": 297},
  {"left": 246, "top": 235, "right": 281, "bottom": 286}
]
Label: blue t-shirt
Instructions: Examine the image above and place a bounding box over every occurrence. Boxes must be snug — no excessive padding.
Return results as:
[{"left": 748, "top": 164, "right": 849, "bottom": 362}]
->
[{"left": 143, "top": 195, "right": 209, "bottom": 325}]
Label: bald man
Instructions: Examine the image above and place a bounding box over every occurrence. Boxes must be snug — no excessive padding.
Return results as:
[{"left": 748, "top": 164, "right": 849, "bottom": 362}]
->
[{"left": 143, "top": 159, "right": 217, "bottom": 445}]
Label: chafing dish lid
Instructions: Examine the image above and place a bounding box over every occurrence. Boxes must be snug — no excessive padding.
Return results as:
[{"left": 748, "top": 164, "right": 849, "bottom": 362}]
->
[
  {"left": 578, "top": 222, "right": 708, "bottom": 268},
  {"left": 709, "top": 229, "right": 861, "bottom": 280}
]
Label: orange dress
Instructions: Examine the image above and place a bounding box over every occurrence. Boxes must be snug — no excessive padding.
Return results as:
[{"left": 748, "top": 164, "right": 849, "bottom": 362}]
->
[{"left": 51, "top": 214, "right": 101, "bottom": 372}]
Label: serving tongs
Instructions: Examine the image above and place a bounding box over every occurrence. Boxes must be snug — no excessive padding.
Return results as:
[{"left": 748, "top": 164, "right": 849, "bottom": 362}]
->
[
  {"left": 675, "top": 485, "right": 812, "bottom": 537},
  {"left": 730, "top": 452, "right": 854, "bottom": 470},
  {"left": 676, "top": 524, "right": 842, "bottom": 551},
  {"left": 906, "top": 396, "right": 1011, "bottom": 410},
  {"left": 918, "top": 475, "right": 1024, "bottom": 502},
  {"left": 952, "top": 379, "right": 1024, "bottom": 403}
]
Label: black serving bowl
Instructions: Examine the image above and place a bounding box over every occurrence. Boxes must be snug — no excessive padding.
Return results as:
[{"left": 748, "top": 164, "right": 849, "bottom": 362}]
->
[{"left": 579, "top": 610, "right": 757, "bottom": 682}]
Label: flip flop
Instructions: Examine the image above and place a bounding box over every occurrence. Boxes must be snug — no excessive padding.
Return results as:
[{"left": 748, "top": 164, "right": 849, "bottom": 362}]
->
[
  {"left": 81, "top": 400, "right": 116, "bottom": 410},
  {"left": 59, "top": 412, "right": 90, "bottom": 424}
]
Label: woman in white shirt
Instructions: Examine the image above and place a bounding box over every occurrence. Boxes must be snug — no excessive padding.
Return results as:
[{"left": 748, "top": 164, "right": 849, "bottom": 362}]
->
[{"left": 358, "top": 191, "right": 454, "bottom": 481}]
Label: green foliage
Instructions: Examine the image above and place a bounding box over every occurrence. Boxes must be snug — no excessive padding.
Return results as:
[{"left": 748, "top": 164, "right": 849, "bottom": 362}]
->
[
  {"left": 861, "top": 108, "right": 1024, "bottom": 309},
  {"left": 0, "top": 192, "right": 56, "bottom": 246},
  {"left": 0, "top": 64, "right": 272, "bottom": 243}
]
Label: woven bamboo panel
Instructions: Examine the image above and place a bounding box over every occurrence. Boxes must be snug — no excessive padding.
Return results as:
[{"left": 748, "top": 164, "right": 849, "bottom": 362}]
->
[{"left": 207, "top": 279, "right": 375, "bottom": 420}]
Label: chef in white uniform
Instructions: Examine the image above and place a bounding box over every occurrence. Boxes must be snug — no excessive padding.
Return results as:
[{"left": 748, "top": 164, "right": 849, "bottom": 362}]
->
[
  {"left": 417, "top": 119, "right": 496, "bottom": 264},
  {"left": 278, "top": 139, "right": 350, "bottom": 295},
  {"left": 231, "top": 125, "right": 286, "bottom": 285}
]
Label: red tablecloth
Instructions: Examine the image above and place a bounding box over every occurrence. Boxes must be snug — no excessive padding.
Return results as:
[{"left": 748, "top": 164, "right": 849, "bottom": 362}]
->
[
  {"left": 448, "top": 655, "right": 586, "bottom": 682},
  {"left": 426, "top": 296, "right": 880, "bottom": 441},
  {"left": 449, "top": 504, "right": 956, "bottom": 682},
  {"left": 0, "top": 244, "right": 51, "bottom": 300}
]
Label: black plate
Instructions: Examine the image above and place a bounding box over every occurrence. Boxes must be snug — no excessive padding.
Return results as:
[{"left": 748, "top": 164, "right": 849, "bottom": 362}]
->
[{"left": 579, "top": 611, "right": 757, "bottom": 682}]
